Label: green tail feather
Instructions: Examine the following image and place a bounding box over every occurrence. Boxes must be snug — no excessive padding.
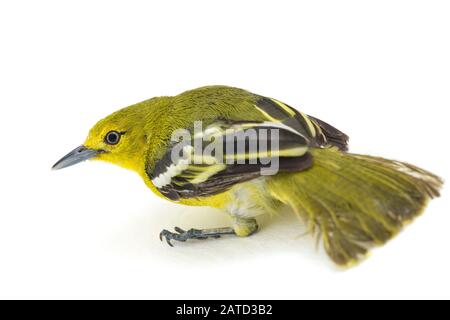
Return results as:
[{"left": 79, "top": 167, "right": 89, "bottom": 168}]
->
[{"left": 268, "top": 148, "right": 443, "bottom": 266}]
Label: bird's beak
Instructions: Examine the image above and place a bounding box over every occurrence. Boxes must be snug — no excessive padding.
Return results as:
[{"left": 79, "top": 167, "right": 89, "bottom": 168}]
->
[{"left": 52, "top": 145, "right": 100, "bottom": 170}]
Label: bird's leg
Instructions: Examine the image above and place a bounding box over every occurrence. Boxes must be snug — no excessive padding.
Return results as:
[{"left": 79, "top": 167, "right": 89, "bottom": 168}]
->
[
  {"left": 159, "top": 217, "right": 259, "bottom": 246},
  {"left": 159, "top": 227, "right": 234, "bottom": 247},
  {"left": 232, "top": 217, "right": 259, "bottom": 237}
]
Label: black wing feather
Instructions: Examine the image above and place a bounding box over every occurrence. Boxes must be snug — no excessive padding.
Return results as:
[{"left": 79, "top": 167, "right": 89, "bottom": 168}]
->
[
  {"left": 255, "top": 96, "right": 349, "bottom": 151},
  {"left": 307, "top": 115, "right": 349, "bottom": 151},
  {"left": 147, "top": 120, "right": 313, "bottom": 200}
]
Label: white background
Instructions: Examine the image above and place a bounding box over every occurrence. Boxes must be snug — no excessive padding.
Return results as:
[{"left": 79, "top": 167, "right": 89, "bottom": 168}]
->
[{"left": 0, "top": 0, "right": 449, "bottom": 299}]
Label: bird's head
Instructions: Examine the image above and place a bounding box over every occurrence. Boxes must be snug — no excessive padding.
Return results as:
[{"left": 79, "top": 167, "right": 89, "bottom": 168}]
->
[{"left": 52, "top": 101, "right": 154, "bottom": 173}]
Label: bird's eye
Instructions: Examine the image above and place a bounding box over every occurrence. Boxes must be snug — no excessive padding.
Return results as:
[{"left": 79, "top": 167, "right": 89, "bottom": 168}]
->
[{"left": 104, "top": 131, "right": 121, "bottom": 145}]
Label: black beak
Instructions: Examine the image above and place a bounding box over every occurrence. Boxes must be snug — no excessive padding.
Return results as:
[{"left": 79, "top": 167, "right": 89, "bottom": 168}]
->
[{"left": 52, "top": 145, "right": 100, "bottom": 170}]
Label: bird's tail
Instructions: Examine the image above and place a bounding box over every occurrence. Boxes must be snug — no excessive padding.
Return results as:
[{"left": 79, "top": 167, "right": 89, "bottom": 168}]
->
[{"left": 267, "top": 148, "right": 443, "bottom": 266}]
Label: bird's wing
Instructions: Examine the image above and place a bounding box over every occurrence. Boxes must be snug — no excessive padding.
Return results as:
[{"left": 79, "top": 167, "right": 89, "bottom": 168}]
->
[
  {"left": 147, "top": 120, "right": 313, "bottom": 200},
  {"left": 253, "top": 96, "right": 349, "bottom": 151}
]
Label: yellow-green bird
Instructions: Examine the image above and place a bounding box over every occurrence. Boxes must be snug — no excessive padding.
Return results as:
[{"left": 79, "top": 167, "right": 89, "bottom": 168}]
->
[{"left": 53, "top": 85, "right": 443, "bottom": 266}]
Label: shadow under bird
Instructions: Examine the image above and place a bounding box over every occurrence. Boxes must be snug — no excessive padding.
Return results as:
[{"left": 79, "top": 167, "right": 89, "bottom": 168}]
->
[{"left": 53, "top": 85, "right": 443, "bottom": 266}]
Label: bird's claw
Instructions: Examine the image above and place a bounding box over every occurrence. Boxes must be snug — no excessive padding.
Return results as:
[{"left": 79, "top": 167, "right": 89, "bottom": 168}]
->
[
  {"left": 174, "top": 227, "right": 186, "bottom": 234},
  {"left": 159, "top": 227, "right": 213, "bottom": 246},
  {"left": 159, "top": 229, "right": 175, "bottom": 247}
]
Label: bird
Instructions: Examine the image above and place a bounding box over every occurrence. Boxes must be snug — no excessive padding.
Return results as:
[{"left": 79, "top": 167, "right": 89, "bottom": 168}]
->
[{"left": 53, "top": 85, "right": 443, "bottom": 266}]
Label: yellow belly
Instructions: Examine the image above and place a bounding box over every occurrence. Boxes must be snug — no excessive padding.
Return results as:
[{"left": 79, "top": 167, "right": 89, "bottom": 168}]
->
[
  {"left": 142, "top": 172, "right": 232, "bottom": 209},
  {"left": 177, "top": 192, "right": 232, "bottom": 208},
  {"left": 142, "top": 171, "right": 274, "bottom": 218}
]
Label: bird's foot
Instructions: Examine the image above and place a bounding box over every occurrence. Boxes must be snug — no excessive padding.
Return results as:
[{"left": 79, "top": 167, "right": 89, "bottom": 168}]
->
[{"left": 159, "top": 227, "right": 234, "bottom": 247}]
